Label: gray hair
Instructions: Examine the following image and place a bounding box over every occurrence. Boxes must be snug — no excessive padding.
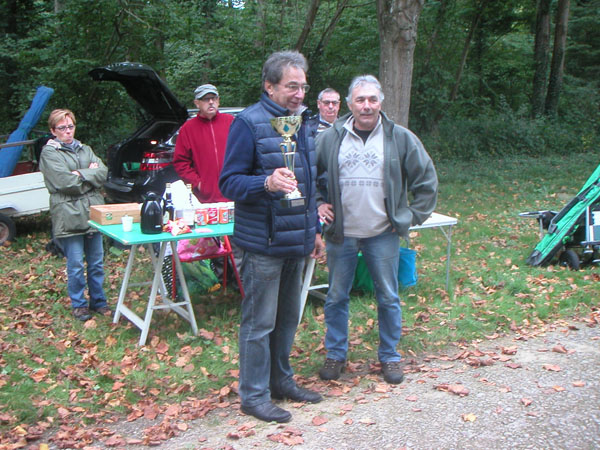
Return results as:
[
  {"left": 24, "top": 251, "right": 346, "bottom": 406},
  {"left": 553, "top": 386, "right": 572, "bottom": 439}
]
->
[
  {"left": 262, "top": 51, "right": 308, "bottom": 86},
  {"left": 317, "top": 88, "right": 340, "bottom": 101},
  {"left": 346, "top": 75, "right": 384, "bottom": 103}
]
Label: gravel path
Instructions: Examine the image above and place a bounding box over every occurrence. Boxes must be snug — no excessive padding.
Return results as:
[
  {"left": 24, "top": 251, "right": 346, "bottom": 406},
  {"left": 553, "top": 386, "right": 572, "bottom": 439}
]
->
[
  {"left": 38, "top": 315, "right": 600, "bottom": 449},
  {"left": 88, "top": 315, "right": 599, "bottom": 450}
]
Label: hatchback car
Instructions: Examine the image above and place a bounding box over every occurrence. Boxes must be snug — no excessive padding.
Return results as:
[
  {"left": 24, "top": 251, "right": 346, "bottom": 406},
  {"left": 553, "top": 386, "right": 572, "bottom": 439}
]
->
[{"left": 89, "top": 62, "right": 242, "bottom": 203}]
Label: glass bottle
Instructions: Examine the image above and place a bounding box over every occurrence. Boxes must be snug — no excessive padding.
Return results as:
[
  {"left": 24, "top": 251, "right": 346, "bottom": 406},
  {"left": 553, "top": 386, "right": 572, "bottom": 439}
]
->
[{"left": 163, "top": 183, "right": 175, "bottom": 224}]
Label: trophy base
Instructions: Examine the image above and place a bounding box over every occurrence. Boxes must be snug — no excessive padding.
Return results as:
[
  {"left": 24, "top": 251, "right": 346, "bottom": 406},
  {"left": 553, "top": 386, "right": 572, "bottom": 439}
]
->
[{"left": 281, "top": 196, "right": 306, "bottom": 208}]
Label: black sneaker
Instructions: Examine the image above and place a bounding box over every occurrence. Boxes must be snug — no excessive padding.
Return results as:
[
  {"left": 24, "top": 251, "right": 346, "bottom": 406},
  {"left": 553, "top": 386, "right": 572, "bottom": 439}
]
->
[
  {"left": 73, "top": 307, "right": 92, "bottom": 321},
  {"left": 319, "top": 358, "right": 345, "bottom": 380},
  {"left": 381, "top": 361, "right": 404, "bottom": 384}
]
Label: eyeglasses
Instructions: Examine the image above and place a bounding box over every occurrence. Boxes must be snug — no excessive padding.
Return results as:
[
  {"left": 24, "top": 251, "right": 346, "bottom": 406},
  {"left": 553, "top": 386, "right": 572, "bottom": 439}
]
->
[
  {"left": 282, "top": 83, "right": 310, "bottom": 94},
  {"left": 55, "top": 124, "right": 75, "bottom": 132},
  {"left": 199, "top": 96, "right": 219, "bottom": 102},
  {"left": 319, "top": 100, "right": 340, "bottom": 106}
]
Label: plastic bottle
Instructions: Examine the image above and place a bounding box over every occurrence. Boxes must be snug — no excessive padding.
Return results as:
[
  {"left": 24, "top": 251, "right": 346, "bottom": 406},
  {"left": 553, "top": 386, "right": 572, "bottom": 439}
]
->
[{"left": 182, "top": 183, "right": 195, "bottom": 226}]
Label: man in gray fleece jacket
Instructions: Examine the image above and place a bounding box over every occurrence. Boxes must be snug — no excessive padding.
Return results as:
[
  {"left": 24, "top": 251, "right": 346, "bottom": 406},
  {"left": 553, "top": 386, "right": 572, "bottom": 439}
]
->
[{"left": 316, "top": 74, "right": 438, "bottom": 384}]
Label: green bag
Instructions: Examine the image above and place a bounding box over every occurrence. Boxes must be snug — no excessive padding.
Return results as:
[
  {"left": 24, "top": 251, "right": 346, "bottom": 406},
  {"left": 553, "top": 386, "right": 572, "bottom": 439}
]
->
[
  {"left": 352, "top": 247, "right": 418, "bottom": 293},
  {"left": 178, "top": 259, "right": 220, "bottom": 297}
]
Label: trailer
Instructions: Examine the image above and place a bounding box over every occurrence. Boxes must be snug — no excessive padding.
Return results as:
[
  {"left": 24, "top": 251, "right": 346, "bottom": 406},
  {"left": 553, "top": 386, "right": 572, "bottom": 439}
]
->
[{"left": 0, "top": 139, "right": 50, "bottom": 245}]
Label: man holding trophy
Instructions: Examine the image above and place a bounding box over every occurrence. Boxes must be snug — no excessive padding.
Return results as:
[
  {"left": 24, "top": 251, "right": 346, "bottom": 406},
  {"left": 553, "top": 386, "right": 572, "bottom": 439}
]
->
[{"left": 219, "top": 50, "right": 324, "bottom": 423}]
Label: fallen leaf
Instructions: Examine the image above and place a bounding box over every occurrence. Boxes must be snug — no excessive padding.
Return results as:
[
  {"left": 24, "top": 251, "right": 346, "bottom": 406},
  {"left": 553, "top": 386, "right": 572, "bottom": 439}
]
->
[
  {"left": 199, "top": 329, "right": 215, "bottom": 340},
  {"left": 406, "top": 395, "right": 418, "bottom": 402},
  {"left": 83, "top": 318, "right": 97, "bottom": 329},
  {"left": 521, "top": 398, "right": 532, "bottom": 406},
  {"left": 505, "top": 362, "right": 522, "bottom": 369},
  {"left": 572, "top": 380, "right": 585, "bottom": 387},
  {"left": 462, "top": 413, "right": 477, "bottom": 422},
  {"left": 542, "top": 364, "right": 561, "bottom": 372},
  {"left": 311, "top": 416, "right": 328, "bottom": 426},
  {"left": 435, "top": 384, "right": 470, "bottom": 396},
  {"left": 30, "top": 368, "right": 49, "bottom": 383}
]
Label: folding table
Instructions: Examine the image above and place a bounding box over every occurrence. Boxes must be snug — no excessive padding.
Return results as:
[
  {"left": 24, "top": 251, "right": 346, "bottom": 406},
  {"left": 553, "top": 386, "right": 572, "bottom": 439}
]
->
[
  {"left": 89, "top": 221, "right": 234, "bottom": 345},
  {"left": 300, "top": 212, "right": 458, "bottom": 310}
]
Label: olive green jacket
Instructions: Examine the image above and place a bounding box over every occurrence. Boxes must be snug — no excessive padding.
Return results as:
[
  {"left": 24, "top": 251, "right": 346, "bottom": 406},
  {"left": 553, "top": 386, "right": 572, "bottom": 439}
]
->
[{"left": 39, "top": 141, "right": 107, "bottom": 238}]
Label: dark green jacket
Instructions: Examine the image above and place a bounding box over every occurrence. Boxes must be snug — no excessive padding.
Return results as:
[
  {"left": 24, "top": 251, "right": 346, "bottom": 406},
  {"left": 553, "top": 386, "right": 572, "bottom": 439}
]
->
[
  {"left": 316, "top": 111, "right": 438, "bottom": 243},
  {"left": 39, "top": 141, "right": 107, "bottom": 238}
]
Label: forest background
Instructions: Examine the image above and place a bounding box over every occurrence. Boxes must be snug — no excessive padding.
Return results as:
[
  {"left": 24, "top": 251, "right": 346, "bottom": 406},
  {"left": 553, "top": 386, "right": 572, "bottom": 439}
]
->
[{"left": 0, "top": 0, "right": 598, "bottom": 161}]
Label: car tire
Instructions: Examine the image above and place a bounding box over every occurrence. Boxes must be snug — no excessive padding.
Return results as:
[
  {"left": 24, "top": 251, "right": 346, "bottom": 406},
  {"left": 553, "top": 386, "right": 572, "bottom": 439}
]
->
[{"left": 0, "top": 212, "right": 16, "bottom": 245}]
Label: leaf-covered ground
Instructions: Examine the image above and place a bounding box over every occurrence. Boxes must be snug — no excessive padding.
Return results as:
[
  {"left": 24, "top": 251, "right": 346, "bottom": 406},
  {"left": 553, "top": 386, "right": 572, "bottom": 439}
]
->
[{"left": 1, "top": 154, "right": 599, "bottom": 448}]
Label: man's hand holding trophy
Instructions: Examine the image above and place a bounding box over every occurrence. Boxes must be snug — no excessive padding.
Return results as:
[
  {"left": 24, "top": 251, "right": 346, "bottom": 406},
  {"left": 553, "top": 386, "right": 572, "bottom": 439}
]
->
[{"left": 269, "top": 116, "right": 306, "bottom": 208}]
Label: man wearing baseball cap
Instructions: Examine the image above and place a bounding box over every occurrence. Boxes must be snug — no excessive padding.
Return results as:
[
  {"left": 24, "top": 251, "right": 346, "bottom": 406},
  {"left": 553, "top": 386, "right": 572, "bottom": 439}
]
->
[{"left": 173, "top": 84, "right": 235, "bottom": 203}]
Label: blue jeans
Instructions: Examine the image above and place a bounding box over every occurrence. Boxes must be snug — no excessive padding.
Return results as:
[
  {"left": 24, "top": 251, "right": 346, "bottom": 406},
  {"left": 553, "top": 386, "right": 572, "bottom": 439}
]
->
[
  {"left": 238, "top": 251, "right": 305, "bottom": 407},
  {"left": 324, "top": 231, "right": 402, "bottom": 363},
  {"left": 59, "top": 232, "right": 107, "bottom": 310}
]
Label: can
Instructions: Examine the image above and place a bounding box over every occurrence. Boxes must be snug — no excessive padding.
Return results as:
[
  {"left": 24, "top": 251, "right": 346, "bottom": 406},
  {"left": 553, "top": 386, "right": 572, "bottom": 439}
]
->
[
  {"left": 195, "top": 208, "right": 208, "bottom": 226},
  {"left": 218, "top": 204, "right": 229, "bottom": 224},
  {"left": 207, "top": 204, "right": 219, "bottom": 225},
  {"left": 228, "top": 202, "right": 235, "bottom": 223}
]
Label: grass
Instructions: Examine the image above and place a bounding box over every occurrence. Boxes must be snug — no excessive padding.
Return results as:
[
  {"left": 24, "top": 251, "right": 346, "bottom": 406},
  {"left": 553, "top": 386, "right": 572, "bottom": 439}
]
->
[{"left": 1, "top": 152, "right": 599, "bottom": 444}]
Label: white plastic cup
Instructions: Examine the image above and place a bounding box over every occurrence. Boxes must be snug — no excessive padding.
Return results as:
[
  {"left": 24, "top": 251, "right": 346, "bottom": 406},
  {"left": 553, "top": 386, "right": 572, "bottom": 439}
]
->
[{"left": 122, "top": 215, "right": 133, "bottom": 232}]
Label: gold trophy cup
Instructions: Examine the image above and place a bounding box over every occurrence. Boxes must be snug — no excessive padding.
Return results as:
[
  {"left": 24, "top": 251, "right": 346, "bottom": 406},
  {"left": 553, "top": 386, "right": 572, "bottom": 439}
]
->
[{"left": 270, "top": 116, "right": 306, "bottom": 208}]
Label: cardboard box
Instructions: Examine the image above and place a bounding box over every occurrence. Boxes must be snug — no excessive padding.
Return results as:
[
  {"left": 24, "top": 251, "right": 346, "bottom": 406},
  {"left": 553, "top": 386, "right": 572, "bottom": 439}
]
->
[{"left": 90, "top": 203, "right": 141, "bottom": 225}]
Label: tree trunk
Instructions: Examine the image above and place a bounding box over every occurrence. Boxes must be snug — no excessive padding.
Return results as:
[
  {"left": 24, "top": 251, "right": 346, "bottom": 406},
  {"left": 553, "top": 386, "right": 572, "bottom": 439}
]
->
[
  {"left": 448, "top": 0, "right": 487, "bottom": 103},
  {"left": 254, "top": 0, "right": 267, "bottom": 51},
  {"left": 310, "top": 0, "right": 350, "bottom": 62},
  {"left": 544, "top": 0, "right": 570, "bottom": 117},
  {"left": 295, "top": 0, "right": 321, "bottom": 52},
  {"left": 531, "top": 0, "right": 552, "bottom": 118},
  {"left": 376, "top": 0, "right": 425, "bottom": 127},
  {"left": 422, "top": 0, "right": 449, "bottom": 71}
]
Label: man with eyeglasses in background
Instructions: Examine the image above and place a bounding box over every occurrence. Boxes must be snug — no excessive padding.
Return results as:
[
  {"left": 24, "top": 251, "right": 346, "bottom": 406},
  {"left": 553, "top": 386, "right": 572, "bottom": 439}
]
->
[
  {"left": 309, "top": 88, "right": 341, "bottom": 134},
  {"left": 219, "top": 50, "right": 324, "bottom": 424},
  {"left": 173, "top": 84, "right": 234, "bottom": 203}
]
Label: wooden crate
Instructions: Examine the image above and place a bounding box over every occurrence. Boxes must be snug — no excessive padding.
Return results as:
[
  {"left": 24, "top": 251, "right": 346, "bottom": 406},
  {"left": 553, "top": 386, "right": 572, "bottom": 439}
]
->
[{"left": 90, "top": 203, "right": 141, "bottom": 225}]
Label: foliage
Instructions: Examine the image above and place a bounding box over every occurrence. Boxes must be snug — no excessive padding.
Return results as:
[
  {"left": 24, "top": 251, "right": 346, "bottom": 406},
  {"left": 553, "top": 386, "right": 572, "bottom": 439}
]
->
[
  {"left": 2, "top": 154, "right": 600, "bottom": 447},
  {"left": 422, "top": 93, "right": 600, "bottom": 160},
  {"left": 0, "top": 0, "right": 599, "bottom": 156}
]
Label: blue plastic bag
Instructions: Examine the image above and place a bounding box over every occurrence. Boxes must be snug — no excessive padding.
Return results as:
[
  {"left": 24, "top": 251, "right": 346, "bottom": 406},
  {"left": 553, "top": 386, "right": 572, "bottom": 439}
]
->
[{"left": 398, "top": 247, "right": 418, "bottom": 287}]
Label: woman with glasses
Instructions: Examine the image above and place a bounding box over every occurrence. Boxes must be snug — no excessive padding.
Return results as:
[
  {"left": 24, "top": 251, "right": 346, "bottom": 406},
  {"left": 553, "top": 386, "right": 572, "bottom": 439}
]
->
[{"left": 39, "top": 109, "right": 110, "bottom": 322}]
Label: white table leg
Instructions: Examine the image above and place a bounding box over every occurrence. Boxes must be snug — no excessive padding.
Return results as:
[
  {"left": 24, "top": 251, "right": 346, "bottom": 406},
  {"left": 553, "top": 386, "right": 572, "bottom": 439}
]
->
[
  {"left": 113, "top": 244, "right": 138, "bottom": 324},
  {"left": 299, "top": 257, "right": 315, "bottom": 324},
  {"left": 138, "top": 242, "right": 168, "bottom": 346},
  {"left": 169, "top": 241, "right": 198, "bottom": 336},
  {"left": 438, "top": 225, "right": 455, "bottom": 291}
]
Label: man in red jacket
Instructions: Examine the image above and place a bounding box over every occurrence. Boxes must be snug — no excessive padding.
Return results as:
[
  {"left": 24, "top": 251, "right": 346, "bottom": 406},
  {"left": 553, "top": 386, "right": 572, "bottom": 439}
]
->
[
  {"left": 173, "top": 84, "right": 234, "bottom": 203},
  {"left": 173, "top": 84, "right": 241, "bottom": 287}
]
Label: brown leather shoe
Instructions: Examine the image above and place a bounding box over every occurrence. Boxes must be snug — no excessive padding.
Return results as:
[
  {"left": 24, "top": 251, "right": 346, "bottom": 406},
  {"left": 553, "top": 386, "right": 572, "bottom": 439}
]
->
[
  {"left": 381, "top": 361, "right": 404, "bottom": 384},
  {"left": 92, "top": 306, "right": 112, "bottom": 317},
  {"left": 73, "top": 307, "right": 92, "bottom": 321},
  {"left": 319, "top": 358, "right": 345, "bottom": 380}
]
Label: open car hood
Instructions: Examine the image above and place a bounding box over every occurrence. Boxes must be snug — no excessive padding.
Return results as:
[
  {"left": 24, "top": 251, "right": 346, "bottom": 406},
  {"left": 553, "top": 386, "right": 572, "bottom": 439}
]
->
[{"left": 89, "top": 62, "right": 188, "bottom": 122}]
